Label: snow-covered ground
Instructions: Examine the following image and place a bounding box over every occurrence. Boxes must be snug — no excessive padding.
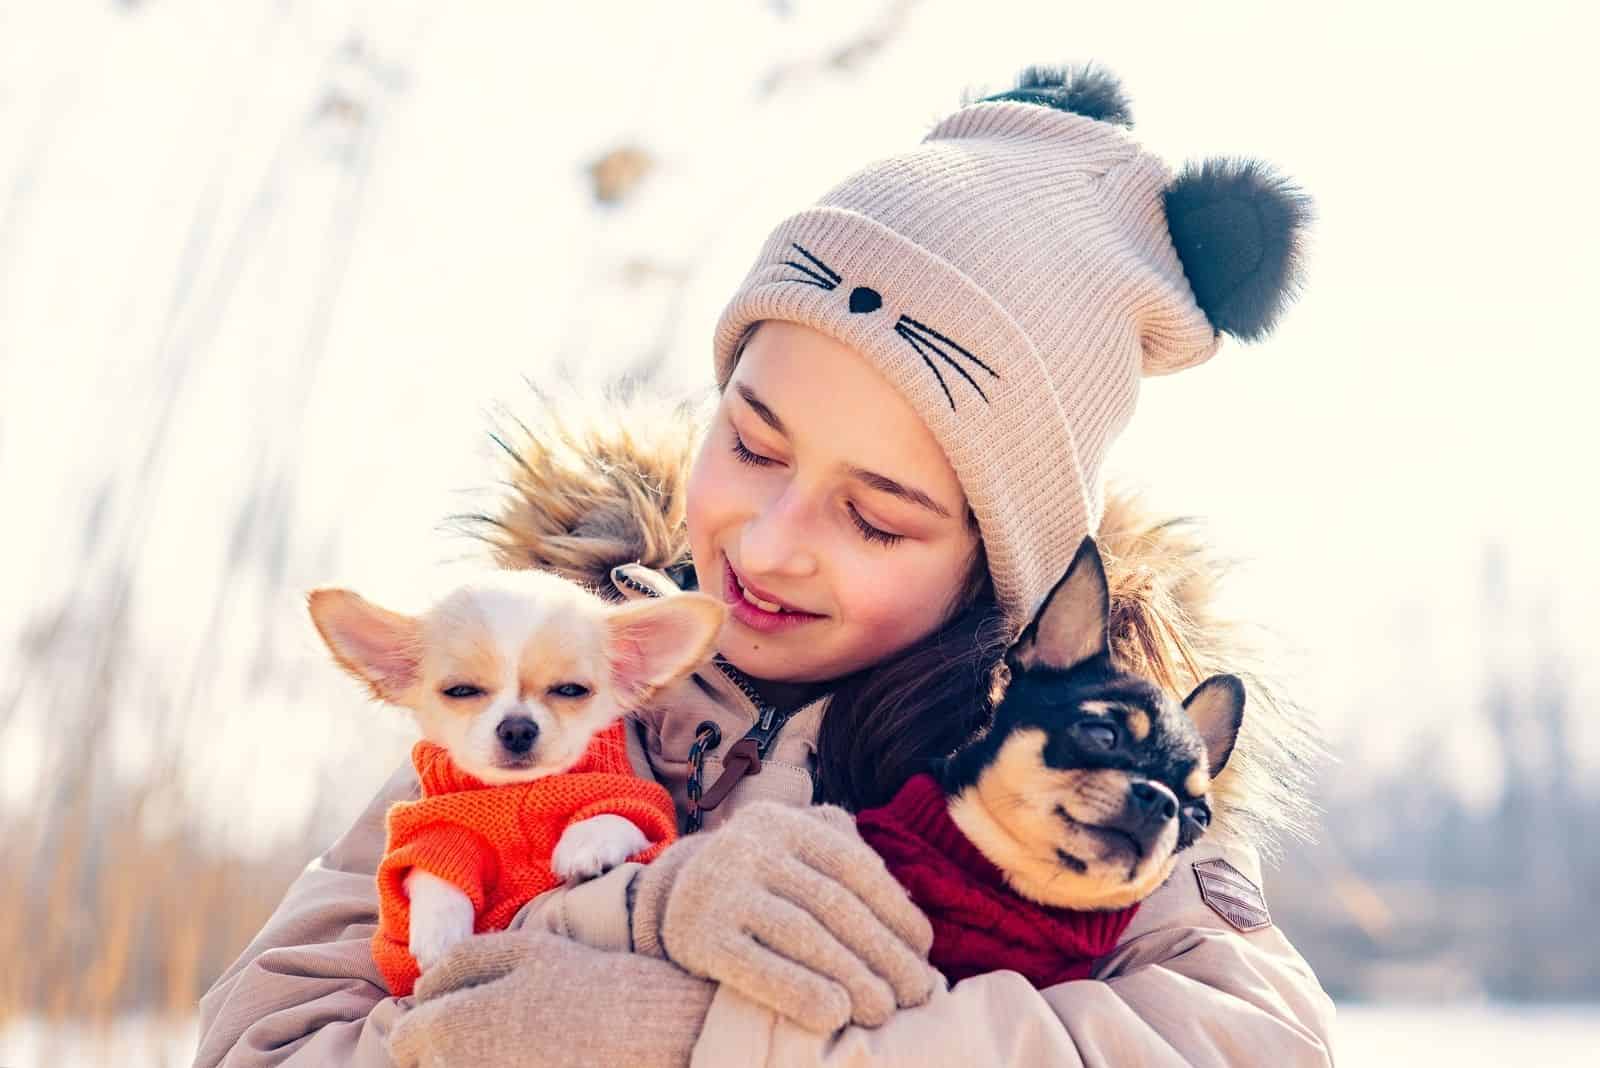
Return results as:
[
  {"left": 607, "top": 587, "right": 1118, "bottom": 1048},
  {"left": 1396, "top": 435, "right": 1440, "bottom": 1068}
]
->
[{"left": 3, "top": 1004, "right": 1597, "bottom": 1067}]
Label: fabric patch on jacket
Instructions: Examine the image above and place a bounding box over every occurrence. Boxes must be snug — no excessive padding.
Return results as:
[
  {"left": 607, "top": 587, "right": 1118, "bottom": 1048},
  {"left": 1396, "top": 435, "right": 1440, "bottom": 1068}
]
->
[{"left": 1193, "top": 858, "right": 1272, "bottom": 932}]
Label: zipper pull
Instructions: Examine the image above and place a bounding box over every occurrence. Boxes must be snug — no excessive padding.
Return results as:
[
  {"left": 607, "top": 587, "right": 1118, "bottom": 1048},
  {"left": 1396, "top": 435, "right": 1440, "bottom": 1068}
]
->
[
  {"left": 694, "top": 736, "right": 762, "bottom": 812},
  {"left": 695, "top": 701, "right": 792, "bottom": 814}
]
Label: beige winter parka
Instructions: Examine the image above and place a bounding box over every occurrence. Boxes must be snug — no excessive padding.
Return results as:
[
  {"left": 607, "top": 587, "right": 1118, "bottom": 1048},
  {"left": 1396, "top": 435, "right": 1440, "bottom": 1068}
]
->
[{"left": 193, "top": 401, "right": 1335, "bottom": 1067}]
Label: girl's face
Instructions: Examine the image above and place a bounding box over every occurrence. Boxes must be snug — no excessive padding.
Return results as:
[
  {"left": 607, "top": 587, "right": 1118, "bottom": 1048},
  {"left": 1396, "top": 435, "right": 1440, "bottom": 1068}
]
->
[{"left": 687, "top": 320, "right": 981, "bottom": 683}]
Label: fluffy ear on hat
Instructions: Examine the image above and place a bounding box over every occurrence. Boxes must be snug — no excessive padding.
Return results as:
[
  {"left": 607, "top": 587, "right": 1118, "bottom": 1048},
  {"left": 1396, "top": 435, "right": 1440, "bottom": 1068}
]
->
[
  {"left": 972, "top": 62, "right": 1133, "bottom": 127},
  {"left": 1163, "top": 158, "right": 1314, "bottom": 343}
]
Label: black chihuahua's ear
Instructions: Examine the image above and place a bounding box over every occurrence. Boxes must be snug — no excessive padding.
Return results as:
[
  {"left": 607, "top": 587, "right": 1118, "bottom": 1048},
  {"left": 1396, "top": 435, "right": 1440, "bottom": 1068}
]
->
[
  {"left": 1008, "top": 537, "right": 1110, "bottom": 675},
  {"left": 1183, "top": 674, "right": 1246, "bottom": 777}
]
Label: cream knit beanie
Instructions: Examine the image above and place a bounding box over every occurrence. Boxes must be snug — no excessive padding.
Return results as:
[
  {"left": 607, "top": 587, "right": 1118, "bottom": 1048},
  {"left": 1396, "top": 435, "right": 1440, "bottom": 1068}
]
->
[{"left": 711, "top": 64, "right": 1312, "bottom": 629}]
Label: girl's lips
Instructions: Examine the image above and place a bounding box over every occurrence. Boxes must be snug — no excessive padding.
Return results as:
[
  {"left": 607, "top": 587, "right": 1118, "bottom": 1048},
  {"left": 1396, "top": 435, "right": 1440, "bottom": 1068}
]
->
[{"left": 723, "top": 560, "right": 824, "bottom": 634}]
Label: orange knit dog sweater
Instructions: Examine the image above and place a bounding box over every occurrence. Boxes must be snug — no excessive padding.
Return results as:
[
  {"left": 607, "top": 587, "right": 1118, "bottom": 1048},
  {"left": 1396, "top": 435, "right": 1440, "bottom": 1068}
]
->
[{"left": 373, "top": 721, "right": 677, "bottom": 995}]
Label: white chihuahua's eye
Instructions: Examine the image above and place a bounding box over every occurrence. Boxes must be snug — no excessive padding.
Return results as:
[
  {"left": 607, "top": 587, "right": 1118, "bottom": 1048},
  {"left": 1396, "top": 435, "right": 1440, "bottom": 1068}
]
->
[
  {"left": 440, "top": 683, "right": 486, "bottom": 699},
  {"left": 548, "top": 683, "right": 590, "bottom": 699}
]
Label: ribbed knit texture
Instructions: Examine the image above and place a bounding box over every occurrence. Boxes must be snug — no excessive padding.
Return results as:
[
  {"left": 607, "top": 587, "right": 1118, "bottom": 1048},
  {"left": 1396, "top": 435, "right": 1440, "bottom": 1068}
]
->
[
  {"left": 373, "top": 722, "right": 677, "bottom": 996},
  {"left": 712, "top": 101, "right": 1219, "bottom": 627},
  {"left": 856, "top": 773, "right": 1138, "bottom": 988}
]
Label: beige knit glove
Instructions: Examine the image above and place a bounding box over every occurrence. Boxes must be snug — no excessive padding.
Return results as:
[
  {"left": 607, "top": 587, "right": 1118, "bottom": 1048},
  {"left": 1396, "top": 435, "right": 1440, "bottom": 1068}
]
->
[
  {"left": 388, "top": 930, "right": 713, "bottom": 1068},
  {"left": 630, "top": 801, "right": 938, "bottom": 1033}
]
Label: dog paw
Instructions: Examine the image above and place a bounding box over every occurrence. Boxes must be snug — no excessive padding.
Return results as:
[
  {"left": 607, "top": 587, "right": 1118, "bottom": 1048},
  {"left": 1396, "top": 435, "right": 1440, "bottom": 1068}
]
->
[
  {"left": 406, "top": 870, "right": 475, "bottom": 970},
  {"left": 551, "top": 814, "right": 650, "bottom": 882}
]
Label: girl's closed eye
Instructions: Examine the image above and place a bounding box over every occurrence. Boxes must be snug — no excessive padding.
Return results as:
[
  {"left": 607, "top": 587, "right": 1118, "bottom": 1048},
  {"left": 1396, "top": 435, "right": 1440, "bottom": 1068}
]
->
[
  {"left": 730, "top": 423, "right": 905, "bottom": 547},
  {"left": 729, "top": 427, "right": 777, "bottom": 467},
  {"left": 848, "top": 503, "right": 903, "bottom": 547}
]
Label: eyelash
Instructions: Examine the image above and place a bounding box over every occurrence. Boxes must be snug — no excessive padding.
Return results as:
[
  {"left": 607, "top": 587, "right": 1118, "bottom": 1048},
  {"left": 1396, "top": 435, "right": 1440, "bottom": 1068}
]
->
[
  {"left": 729, "top": 429, "right": 904, "bottom": 548},
  {"left": 729, "top": 431, "right": 775, "bottom": 468},
  {"left": 848, "top": 504, "right": 903, "bottom": 547}
]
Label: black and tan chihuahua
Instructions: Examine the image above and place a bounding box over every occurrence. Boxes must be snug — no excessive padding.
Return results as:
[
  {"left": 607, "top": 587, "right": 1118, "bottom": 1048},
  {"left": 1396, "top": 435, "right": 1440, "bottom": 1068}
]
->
[
  {"left": 856, "top": 536, "right": 1247, "bottom": 986},
  {"left": 937, "top": 535, "right": 1245, "bottom": 910}
]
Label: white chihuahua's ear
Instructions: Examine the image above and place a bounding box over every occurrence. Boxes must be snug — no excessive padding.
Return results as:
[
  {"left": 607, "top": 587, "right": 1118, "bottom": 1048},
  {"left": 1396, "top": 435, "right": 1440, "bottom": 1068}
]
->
[
  {"left": 306, "top": 588, "right": 424, "bottom": 703},
  {"left": 606, "top": 593, "right": 726, "bottom": 706}
]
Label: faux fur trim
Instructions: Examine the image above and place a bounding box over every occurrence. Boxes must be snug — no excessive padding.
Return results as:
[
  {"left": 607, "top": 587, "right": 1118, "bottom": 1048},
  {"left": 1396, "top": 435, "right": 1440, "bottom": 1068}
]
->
[
  {"left": 455, "top": 385, "right": 705, "bottom": 597},
  {"left": 462, "top": 389, "right": 1321, "bottom": 854},
  {"left": 1095, "top": 494, "right": 1324, "bottom": 856}
]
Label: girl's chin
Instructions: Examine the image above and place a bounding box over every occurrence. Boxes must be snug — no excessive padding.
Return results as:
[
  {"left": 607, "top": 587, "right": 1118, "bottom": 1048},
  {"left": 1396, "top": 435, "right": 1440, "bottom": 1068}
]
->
[{"left": 722, "top": 629, "right": 830, "bottom": 681}]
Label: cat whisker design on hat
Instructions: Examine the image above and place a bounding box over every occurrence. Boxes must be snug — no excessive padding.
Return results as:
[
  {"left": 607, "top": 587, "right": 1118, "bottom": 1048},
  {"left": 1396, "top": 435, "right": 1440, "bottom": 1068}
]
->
[
  {"left": 781, "top": 241, "right": 998, "bottom": 411},
  {"left": 780, "top": 241, "right": 840, "bottom": 291},
  {"left": 893, "top": 315, "right": 997, "bottom": 410},
  {"left": 713, "top": 61, "right": 1315, "bottom": 628}
]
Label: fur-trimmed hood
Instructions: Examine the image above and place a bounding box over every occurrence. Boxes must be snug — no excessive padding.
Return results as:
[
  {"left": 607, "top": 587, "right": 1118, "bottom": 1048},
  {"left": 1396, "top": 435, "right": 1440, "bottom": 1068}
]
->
[{"left": 458, "top": 388, "right": 1322, "bottom": 855}]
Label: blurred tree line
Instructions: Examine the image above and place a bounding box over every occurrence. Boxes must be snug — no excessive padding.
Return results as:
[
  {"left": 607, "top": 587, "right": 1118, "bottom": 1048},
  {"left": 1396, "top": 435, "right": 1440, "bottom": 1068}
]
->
[{"left": 1273, "top": 547, "right": 1595, "bottom": 1002}]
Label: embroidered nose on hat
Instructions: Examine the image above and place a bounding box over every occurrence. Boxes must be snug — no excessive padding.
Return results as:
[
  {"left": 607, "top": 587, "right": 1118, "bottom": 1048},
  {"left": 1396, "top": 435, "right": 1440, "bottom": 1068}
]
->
[
  {"left": 712, "top": 62, "right": 1314, "bottom": 629},
  {"left": 849, "top": 286, "right": 882, "bottom": 313}
]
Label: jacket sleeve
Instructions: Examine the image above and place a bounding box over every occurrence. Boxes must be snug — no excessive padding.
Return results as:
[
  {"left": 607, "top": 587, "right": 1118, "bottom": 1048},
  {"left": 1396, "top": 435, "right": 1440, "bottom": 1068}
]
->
[
  {"left": 506, "top": 862, "right": 640, "bottom": 952},
  {"left": 192, "top": 763, "right": 419, "bottom": 1068},
  {"left": 688, "top": 837, "right": 1337, "bottom": 1068}
]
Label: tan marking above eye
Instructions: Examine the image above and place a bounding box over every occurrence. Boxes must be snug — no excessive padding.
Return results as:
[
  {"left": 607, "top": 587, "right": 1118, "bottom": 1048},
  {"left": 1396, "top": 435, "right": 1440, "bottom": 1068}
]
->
[
  {"left": 518, "top": 640, "right": 592, "bottom": 707},
  {"left": 434, "top": 631, "right": 507, "bottom": 692},
  {"left": 1184, "top": 767, "right": 1211, "bottom": 799},
  {"left": 1077, "top": 700, "right": 1118, "bottom": 718},
  {"left": 1124, "top": 708, "right": 1150, "bottom": 742}
]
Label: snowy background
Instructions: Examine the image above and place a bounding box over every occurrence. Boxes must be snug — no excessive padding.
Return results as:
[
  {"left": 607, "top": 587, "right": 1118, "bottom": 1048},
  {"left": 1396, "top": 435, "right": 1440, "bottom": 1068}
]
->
[{"left": 2, "top": 1, "right": 1597, "bottom": 1064}]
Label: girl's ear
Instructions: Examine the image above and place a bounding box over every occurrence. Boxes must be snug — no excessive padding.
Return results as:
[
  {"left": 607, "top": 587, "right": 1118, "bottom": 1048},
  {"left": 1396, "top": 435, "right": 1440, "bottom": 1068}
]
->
[
  {"left": 1007, "top": 537, "right": 1110, "bottom": 675},
  {"left": 306, "top": 588, "right": 423, "bottom": 703},
  {"left": 1183, "top": 674, "right": 1246, "bottom": 778},
  {"left": 606, "top": 593, "right": 727, "bottom": 707}
]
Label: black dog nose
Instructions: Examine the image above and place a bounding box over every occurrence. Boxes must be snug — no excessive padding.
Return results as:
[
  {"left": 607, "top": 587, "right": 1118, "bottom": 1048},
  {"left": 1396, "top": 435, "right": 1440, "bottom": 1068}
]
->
[
  {"left": 1129, "top": 782, "right": 1177, "bottom": 823},
  {"left": 496, "top": 717, "right": 539, "bottom": 755}
]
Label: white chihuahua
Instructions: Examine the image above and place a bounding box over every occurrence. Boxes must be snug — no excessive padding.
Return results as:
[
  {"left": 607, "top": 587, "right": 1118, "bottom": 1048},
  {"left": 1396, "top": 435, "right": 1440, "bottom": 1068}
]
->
[{"left": 308, "top": 568, "right": 724, "bottom": 971}]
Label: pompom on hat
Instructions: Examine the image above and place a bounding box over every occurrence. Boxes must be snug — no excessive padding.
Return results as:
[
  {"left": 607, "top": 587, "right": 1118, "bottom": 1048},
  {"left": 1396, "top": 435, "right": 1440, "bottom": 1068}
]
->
[{"left": 711, "top": 63, "right": 1314, "bottom": 630}]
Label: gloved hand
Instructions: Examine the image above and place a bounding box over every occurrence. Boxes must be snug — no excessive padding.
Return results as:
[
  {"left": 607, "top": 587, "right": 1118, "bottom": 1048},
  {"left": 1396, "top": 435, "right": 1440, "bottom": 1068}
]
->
[
  {"left": 388, "top": 930, "right": 713, "bottom": 1068},
  {"left": 629, "top": 800, "right": 938, "bottom": 1033}
]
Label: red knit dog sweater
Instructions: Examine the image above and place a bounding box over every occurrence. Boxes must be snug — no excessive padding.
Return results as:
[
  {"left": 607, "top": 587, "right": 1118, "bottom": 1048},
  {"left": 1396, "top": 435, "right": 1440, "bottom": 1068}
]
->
[
  {"left": 856, "top": 773, "right": 1138, "bottom": 988},
  {"left": 373, "top": 721, "right": 676, "bottom": 995}
]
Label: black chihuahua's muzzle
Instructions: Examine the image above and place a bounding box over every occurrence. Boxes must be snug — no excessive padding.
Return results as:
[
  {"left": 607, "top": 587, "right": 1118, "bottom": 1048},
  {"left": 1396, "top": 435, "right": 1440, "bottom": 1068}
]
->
[{"left": 1115, "top": 779, "right": 1180, "bottom": 839}]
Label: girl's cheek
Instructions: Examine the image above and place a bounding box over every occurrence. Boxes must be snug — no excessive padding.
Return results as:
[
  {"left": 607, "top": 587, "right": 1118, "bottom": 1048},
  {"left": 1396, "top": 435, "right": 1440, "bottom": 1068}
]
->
[
  {"left": 684, "top": 439, "right": 727, "bottom": 556},
  {"left": 875, "top": 536, "right": 976, "bottom": 636},
  {"left": 835, "top": 548, "right": 942, "bottom": 637}
]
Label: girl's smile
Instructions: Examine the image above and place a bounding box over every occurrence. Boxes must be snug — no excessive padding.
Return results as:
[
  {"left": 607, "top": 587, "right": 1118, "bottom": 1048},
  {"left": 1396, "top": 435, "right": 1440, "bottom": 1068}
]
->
[
  {"left": 686, "top": 319, "right": 981, "bottom": 682},
  {"left": 722, "top": 557, "right": 826, "bottom": 634}
]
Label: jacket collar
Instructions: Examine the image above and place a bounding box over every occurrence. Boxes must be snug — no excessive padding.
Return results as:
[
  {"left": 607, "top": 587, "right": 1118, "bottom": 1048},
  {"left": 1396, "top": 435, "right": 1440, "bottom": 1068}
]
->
[{"left": 610, "top": 562, "right": 828, "bottom": 830}]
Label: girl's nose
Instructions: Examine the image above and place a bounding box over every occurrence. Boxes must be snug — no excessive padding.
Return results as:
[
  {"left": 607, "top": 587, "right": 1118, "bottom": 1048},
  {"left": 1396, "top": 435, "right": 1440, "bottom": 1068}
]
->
[{"left": 739, "top": 486, "right": 819, "bottom": 579}]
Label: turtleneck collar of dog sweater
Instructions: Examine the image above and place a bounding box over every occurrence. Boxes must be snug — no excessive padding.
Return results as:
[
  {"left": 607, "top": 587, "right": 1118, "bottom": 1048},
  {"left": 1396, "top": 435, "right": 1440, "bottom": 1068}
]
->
[{"left": 856, "top": 773, "right": 1138, "bottom": 988}]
